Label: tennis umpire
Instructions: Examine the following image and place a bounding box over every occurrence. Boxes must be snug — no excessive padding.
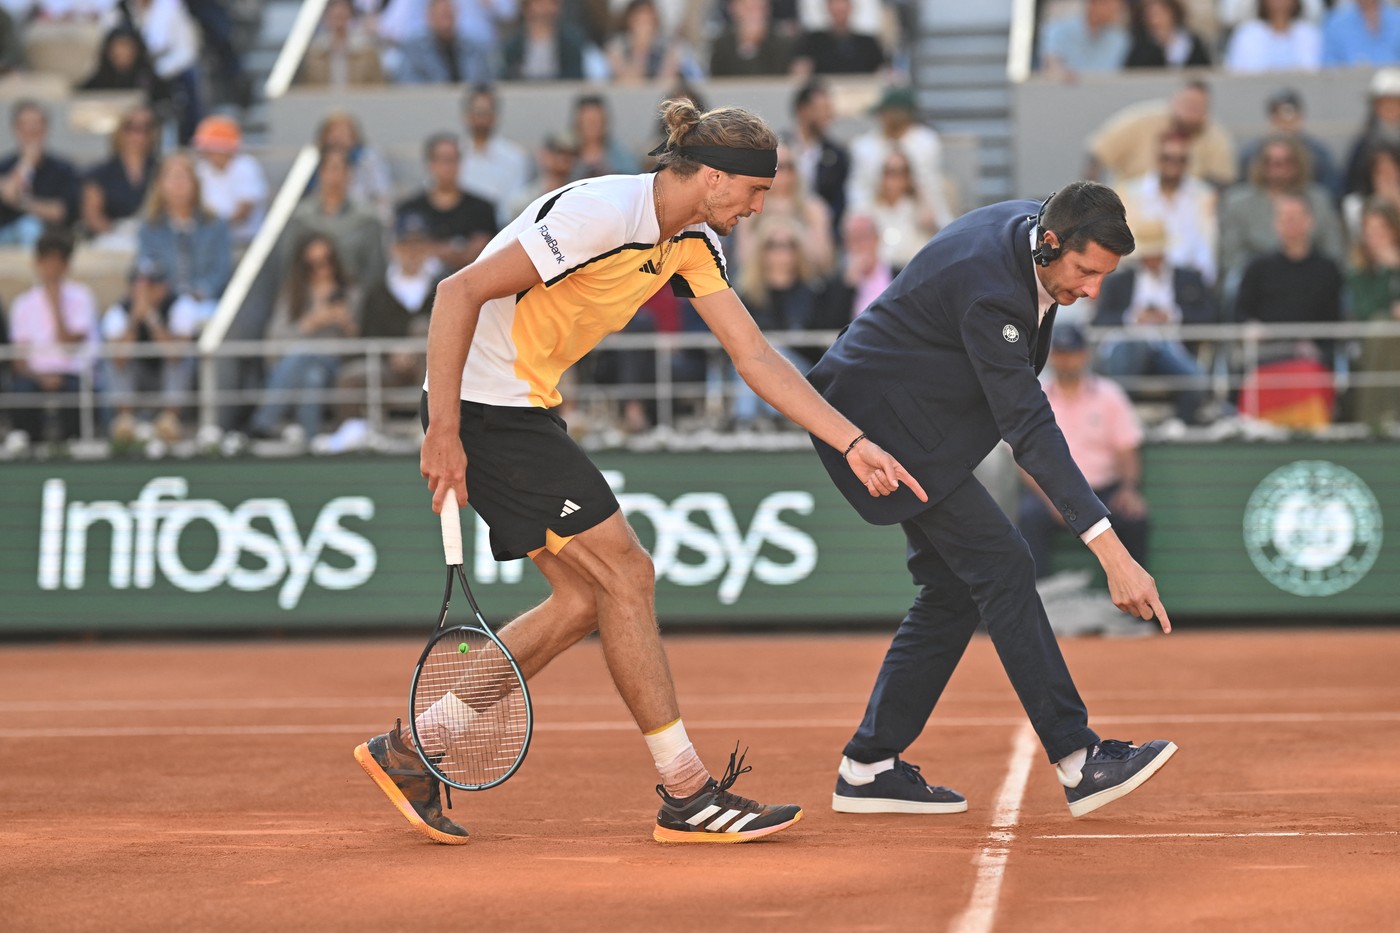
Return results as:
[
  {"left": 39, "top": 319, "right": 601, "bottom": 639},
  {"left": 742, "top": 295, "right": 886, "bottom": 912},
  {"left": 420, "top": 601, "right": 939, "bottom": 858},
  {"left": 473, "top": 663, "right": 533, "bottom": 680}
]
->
[
  {"left": 354, "top": 99, "right": 925, "bottom": 845},
  {"left": 808, "top": 182, "right": 1177, "bottom": 818}
]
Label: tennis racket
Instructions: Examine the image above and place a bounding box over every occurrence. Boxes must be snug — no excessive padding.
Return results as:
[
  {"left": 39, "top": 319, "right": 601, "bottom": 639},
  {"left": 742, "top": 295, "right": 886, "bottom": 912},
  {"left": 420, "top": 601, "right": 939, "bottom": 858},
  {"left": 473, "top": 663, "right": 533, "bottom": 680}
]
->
[{"left": 408, "top": 489, "right": 533, "bottom": 790}]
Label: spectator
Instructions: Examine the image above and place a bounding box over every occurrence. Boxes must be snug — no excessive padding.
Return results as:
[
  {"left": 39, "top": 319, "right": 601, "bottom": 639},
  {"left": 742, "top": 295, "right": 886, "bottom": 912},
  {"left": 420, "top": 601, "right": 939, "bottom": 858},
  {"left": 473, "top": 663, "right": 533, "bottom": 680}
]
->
[
  {"left": 1217, "top": 0, "right": 1325, "bottom": 30},
  {"left": 795, "top": 0, "right": 884, "bottom": 75},
  {"left": 1344, "top": 141, "right": 1400, "bottom": 242},
  {"left": 375, "top": 0, "right": 515, "bottom": 51},
  {"left": 1322, "top": 0, "right": 1400, "bottom": 68},
  {"left": 818, "top": 211, "right": 893, "bottom": 326},
  {"left": 99, "top": 258, "right": 201, "bottom": 443},
  {"left": 315, "top": 111, "right": 395, "bottom": 227},
  {"left": 1087, "top": 81, "right": 1237, "bottom": 188},
  {"left": 501, "top": 0, "right": 597, "bottom": 81},
  {"left": 725, "top": 219, "right": 823, "bottom": 427},
  {"left": 787, "top": 78, "right": 849, "bottom": 236},
  {"left": 1223, "top": 0, "right": 1322, "bottom": 73},
  {"left": 867, "top": 146, "right": 942, "bottom": 273},
  {"left": 248, "top": 232, "right": 360, "bottom": 442},
  {"left": 136, "top": 150, "right": 232, "bottom": 332},
  {"left": 77, "top": 24, "right": 163, "bottom": 96},
  {"left": 508, "top": 130, "right": 579, "bottom": 218},
  {"left": 605, "top": 0, "right": 697, "bottom": 83},
  {"left": 1117, "top": 130, "right": 1220, "bottom": 282},
  {"left": 285, "top": 146, "right": 387, "bottom": 291},
  {"left": 846, "top": 86, "right": 952, "bottom": 226},
  {"left": 1344, "top": 67, "right": 1400, "bottom": 197},
  {"left": 709, "top": 0, "right": 797, "bottom": 77},
  {"left": 349, "top": 211, "right": 439, "bottom": 393},
  {"left": 1219, "top": 134, "right": 1345, "bottom": 283},
  {"left": 6, "top": 229, "right": 96, "bottom": 442},
  {"left": 1094, "top": 219, "right": 1214, "bottom": 424},
  {"left": 192, "top": 114, "right": 268, "bottom": 250},
  {"left": 182, "top": 0, "right": 247, "bottom": 109},
  {"left": 1017, "top": 323, "right": 1150, "bottom": 579},
  {"left": 127, "top": 0, "right": 203, "bottom": 142},
  {"left": 571, "top": 94, "right": 639, "bottom": 181},
  {"left": 1037, "top": 0, "right": 1131, "bottom": 77},
  {"left": 0, "top": 101, "right": 80, "bottom": 246},
  {"left": 0, "top": 8, "right": 20, "bottom": 77},
  {"left": 735, "top": 142, "right": 834, "bottom": 280},
  {"left": 81, "top": 104, "right": 159, "bottom": 248},
  {"left": 298, "top": 0, "right": 385, "bottom": 87},
  {"left": 1236, "top": 89, "right": 1341, "bottom": 199},
  {"left": 1235, "top": 195, "right": 1343, "bottom": 427},
  {"left": 395, "top": 132, "right": 496, "bottom": 272},
  {"left": 458, "top": 85, "right": 532, "bottom": 228},
  {"left": 1125, "top": 0, "right": 1211, "bottom": 68},
  {"left": 1346, "top": 198, "right": 1400, "bottom": 430},
  {"left": 393, "top": 0, "right": 493, "bottom": 84}
]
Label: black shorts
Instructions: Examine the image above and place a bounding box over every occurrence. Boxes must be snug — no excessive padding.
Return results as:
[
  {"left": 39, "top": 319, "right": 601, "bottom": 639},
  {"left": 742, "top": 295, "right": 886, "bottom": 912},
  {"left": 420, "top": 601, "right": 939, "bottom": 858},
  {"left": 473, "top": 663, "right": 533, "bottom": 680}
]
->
[{"left": 421, "top": 393, "right": 620, "bottom": 561}]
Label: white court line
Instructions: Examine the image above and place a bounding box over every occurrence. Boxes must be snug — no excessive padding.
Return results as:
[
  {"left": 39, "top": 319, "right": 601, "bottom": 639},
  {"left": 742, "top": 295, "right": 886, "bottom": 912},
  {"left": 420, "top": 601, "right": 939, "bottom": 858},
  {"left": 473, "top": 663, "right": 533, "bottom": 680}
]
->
[
  {"left": 1037, "top": 832, "right": 1400, "bottom": 840},
  {"left": 5, "top": 710, "right": 1400, "bottom": 740},
  {"left": 948, "top": 723, "right": 1038, "bottom": 933}
]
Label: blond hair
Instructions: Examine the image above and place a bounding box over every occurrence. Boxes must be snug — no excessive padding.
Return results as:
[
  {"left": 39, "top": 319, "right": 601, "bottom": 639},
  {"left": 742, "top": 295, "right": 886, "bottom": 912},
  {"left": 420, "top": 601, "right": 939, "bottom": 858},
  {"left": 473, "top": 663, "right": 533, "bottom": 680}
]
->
[
  {"left": 144, "top": 150, "right": 210, "bottom": 223},
  {"left": 654, "top": 98, "right": 778, "bottom": 178}
]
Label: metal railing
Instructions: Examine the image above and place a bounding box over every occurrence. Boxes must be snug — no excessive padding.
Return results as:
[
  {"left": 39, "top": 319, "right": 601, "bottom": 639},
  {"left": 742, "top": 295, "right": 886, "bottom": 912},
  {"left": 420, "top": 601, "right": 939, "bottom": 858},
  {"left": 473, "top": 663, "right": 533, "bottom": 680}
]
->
[{"left": 2, "top": 321, "right": 1399, "bottom": 449}]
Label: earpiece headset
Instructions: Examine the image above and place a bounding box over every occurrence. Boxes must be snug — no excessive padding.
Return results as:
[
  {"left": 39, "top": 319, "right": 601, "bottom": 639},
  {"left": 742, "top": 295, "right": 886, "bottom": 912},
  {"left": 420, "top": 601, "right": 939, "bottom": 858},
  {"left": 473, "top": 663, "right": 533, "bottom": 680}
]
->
[
  {"left": 1030, "top": 191, "right": 1062, "bottom": 267},
  {"left": 1030, "top": 190, "right": 1104, "bottom": 267}
]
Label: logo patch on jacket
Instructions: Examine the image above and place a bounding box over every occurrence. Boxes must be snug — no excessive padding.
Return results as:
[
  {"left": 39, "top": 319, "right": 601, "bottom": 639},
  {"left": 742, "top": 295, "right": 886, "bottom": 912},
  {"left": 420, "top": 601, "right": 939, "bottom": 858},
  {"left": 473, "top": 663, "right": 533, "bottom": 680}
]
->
[{"left": 1002, "top": 323, "right": 1020, "bottom": 343}]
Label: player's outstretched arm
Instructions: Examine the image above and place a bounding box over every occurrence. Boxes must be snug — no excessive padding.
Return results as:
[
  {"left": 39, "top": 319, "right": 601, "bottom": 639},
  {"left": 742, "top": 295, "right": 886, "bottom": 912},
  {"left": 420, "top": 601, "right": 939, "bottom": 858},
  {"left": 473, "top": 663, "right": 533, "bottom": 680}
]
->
[
  {"left": 1086, "top": 528, "right": 1172, "bottom": 633},
  {"left": 421, "top": 241, "right": 543, "bottom": 514},
  {"left": 691, "top": 288, "right": 927, "bottom": 502}
]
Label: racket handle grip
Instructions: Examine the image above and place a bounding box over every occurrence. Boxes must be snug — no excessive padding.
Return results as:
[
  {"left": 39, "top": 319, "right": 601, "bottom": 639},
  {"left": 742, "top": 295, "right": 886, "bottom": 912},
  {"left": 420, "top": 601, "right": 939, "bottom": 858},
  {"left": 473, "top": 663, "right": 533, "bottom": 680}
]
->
[{"left": 440, "top": 488, "right": 464, "bottom": 566}]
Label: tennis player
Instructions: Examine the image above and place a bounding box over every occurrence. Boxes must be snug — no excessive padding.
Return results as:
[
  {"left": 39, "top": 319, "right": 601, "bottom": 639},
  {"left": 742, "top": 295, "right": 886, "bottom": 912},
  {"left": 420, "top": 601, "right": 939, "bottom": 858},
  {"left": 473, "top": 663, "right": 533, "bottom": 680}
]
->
[{"left": 355, "top": 99, "right": 926, "bottom": 845}]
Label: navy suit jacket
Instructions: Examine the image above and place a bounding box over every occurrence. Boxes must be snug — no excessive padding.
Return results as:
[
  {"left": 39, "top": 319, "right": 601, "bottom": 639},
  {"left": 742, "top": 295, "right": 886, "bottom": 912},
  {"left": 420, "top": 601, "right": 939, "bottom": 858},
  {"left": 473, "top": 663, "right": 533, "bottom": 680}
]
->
[{"left": 807, "top": 200, "right": 1109, "bottom": 533}]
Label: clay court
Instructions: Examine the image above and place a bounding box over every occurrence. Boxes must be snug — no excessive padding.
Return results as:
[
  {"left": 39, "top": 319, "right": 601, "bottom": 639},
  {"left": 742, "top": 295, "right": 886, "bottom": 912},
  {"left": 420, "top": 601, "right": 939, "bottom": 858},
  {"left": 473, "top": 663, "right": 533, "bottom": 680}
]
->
[{"left": 3, "top": 627, "right": 1398, "bottom": 932}]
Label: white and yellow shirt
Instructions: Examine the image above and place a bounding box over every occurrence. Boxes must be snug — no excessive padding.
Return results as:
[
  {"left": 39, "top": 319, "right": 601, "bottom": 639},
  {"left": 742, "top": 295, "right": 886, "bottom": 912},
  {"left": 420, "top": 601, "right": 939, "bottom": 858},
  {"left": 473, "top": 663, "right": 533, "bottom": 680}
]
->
[{"left": 453, "top": 173, "right": 731, "bottom": 408}]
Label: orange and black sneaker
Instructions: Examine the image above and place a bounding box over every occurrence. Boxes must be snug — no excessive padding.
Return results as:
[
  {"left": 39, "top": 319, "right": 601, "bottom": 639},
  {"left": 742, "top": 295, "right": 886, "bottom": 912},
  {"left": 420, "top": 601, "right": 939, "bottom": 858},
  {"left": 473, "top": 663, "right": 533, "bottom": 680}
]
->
[
  {"left": 653, "top": 745, "right": 803, "bottom": 844},
  {"left": 354, "top": 719, "right": 470, "bottom": 845}
]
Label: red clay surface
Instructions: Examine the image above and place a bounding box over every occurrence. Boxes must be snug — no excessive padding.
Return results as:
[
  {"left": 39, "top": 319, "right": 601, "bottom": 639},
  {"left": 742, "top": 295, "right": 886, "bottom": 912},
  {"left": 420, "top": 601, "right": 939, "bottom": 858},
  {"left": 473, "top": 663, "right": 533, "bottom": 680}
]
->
[{"left": 3, "top": 629, "right": 1399, "bottom": 932}]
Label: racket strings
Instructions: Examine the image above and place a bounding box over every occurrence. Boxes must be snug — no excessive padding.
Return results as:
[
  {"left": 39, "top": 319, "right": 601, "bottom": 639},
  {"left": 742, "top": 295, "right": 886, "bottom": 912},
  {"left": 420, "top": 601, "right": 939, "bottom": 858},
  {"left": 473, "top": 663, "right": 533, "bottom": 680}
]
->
[{"left": 414, "top": 631, "right": 529, "bottom": 787}]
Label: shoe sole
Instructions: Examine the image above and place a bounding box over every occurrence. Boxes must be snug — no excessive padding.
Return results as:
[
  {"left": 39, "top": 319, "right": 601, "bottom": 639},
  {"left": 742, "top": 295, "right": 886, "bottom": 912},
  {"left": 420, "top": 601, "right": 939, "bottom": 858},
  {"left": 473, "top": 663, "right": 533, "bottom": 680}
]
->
[
  {"left": 1068, "top": 742, "right": 1178, "bottom": 818},
  {"left": 831, "top": 794, "right": 968, "bottom": 814},
  {"left": 652, "top": 809, "right": 803, "bottom": 844},
  {"left": 353, "top": 742, "right": 470, "bottom": 845}
]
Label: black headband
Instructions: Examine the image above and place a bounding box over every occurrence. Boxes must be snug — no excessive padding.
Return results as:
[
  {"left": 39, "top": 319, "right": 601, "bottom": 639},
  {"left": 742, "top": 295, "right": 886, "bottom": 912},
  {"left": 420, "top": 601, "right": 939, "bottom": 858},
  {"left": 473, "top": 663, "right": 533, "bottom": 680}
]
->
[{"left": 647, "top": 142, "right": 778, "bottom": 179}]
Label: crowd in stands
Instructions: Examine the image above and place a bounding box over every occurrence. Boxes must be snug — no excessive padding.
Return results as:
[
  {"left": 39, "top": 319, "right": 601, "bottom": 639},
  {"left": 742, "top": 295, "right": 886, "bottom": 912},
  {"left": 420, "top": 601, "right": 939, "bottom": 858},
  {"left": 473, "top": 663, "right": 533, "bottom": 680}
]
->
[
  {"left": 1076, "top": 64, "right": 1400, "bottom": 434},
  {"left": 4, "top": 0, "right": 1400, "bottom": 457}
]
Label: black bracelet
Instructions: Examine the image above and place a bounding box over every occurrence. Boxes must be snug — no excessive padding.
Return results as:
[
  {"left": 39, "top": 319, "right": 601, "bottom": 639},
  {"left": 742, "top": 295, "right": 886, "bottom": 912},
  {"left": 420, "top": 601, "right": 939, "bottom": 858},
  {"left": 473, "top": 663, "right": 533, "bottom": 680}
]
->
[{"left": 842, "top": 432, "right": 866, "bottom": 459}]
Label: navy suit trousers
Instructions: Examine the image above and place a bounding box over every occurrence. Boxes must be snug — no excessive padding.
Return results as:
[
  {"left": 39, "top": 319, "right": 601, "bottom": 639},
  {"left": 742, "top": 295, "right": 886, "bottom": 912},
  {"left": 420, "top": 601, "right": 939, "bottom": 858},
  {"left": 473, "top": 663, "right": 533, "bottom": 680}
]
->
[{"left": 843, "top": 474, "right": 1101, "bottom": 765}]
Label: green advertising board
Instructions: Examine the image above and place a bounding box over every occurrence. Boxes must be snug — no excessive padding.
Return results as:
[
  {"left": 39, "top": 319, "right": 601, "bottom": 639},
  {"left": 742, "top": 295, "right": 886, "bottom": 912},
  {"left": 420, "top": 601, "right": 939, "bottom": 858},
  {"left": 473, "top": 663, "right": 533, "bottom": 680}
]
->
[
  {"left": 0, "top": 453, "right": 913, "bottom": 634},
  {"left": 1143, "top": 442, "right": 1399, "bottom": 617},
  {"left": 1, "top": 442, "right": 1396, "bottom": 634}
]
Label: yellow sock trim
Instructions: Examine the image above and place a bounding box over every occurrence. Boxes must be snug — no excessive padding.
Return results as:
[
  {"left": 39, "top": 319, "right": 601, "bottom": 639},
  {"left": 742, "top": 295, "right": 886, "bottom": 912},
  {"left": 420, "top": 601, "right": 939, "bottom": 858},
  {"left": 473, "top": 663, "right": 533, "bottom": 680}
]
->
[{"left": 644, "top": 717, "right": 682, "bottom": 737}]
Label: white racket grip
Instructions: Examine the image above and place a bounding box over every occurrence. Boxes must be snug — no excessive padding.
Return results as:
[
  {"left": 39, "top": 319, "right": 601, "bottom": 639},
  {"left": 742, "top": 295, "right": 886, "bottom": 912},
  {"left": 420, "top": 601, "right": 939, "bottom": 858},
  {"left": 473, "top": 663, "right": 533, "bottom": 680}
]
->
[{"left": 440, "top": 488, "right": 464, "bottom": 566}]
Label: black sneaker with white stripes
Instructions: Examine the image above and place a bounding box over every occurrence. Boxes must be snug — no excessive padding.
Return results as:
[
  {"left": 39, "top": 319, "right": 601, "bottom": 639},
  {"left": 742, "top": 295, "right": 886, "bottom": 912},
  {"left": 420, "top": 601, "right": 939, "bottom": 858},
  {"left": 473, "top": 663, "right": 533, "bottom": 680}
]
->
[
  {"left": 832, "top": 757, "right": 968, "bottom": 814},
  {"left": 653, "top": 746, "right": 802, "bottom": 843},
  {"left": 1065, "top": 738, "right": 1177, "bottom": 818}
]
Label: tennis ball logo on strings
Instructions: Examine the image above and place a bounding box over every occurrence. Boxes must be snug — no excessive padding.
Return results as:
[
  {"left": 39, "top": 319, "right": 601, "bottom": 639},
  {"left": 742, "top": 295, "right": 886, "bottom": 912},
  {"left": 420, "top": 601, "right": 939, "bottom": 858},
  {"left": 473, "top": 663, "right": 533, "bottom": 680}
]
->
[{"left": 458, "top": 643, "right": 471, "bottom": 654}]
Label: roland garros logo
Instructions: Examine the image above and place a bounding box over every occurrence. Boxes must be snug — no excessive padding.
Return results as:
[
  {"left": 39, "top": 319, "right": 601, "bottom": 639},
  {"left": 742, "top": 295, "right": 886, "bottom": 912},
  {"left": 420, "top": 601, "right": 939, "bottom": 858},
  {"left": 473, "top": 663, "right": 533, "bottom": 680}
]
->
[{"left": 1243, "top": 461, "right": 1383, "bottom": 597}]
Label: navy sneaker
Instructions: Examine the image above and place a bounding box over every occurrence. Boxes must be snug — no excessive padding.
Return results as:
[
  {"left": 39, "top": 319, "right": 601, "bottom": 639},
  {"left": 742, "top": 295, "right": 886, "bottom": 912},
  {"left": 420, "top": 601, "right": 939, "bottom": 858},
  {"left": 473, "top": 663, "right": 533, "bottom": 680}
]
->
[
  {"left": 1065, "top": 739, "right": 1177, "bottom": 818},
  {"left": 832, "top": 757, "right": 968, "bottom": 814},
  {"left": 653, "top": 746, "right": 802, "bottom": 843}
]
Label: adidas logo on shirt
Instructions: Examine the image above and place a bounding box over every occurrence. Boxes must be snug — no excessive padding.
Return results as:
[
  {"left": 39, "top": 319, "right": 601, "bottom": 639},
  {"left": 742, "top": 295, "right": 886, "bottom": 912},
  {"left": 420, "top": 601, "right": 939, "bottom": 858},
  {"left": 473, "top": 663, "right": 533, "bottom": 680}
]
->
[
  {"left": 638, "top": 259, "right": 660, "bottom": 275},
  {"left": 559, "top": 499, "right": 581, "bottom": 518}
]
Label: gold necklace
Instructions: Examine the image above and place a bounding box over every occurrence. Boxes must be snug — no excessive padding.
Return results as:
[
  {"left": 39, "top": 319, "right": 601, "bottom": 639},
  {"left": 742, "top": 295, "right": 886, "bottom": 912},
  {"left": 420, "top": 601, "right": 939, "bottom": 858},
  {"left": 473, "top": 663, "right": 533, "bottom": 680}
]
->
[{"left": 654, "top": 174, "right": 674, "bottom": 267}]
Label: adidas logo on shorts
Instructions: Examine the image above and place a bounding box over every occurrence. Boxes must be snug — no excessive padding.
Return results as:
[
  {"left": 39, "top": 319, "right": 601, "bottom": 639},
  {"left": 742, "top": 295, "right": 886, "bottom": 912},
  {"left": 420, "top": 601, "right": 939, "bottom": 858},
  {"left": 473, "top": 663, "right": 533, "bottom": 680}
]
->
[
  {"left": 638, "top": 259, "right": 660, "bottom": 275},
  {"left": 559, "top": 499, "right": 581, "bottom": 518}
]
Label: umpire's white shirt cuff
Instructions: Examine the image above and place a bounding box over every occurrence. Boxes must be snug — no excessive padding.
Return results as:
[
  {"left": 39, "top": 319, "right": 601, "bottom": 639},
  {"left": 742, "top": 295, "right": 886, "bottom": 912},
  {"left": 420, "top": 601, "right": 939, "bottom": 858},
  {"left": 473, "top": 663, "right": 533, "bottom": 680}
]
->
[{"left": 1079, "top": 517, "right": 1112, "bottom": 545}]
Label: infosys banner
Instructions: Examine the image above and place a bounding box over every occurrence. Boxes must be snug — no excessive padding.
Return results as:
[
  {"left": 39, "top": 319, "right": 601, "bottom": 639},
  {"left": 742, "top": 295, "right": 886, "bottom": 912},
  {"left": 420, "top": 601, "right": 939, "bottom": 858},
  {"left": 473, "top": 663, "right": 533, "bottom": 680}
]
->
[
  {"left": 3, "top": 444, "right": 1397, "bottom": 634},
  {"left": 0, "top": 454, "right": 914, "bottom": 634}
]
